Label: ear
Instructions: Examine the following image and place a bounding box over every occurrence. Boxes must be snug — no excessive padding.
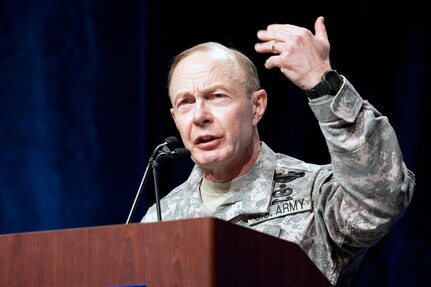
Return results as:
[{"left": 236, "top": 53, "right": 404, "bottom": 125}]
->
[
  {"left": 170, "top": 107, "right": 176, "bottom": 121},
  {"left": 252, "top": 89, "right": 267, "bottom": 126}
]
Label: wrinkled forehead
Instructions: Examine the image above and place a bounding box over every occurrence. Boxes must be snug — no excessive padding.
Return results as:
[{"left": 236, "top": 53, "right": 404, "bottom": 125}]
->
[{"left": 170, "top": 49, "right": 244, "bottom": 91}]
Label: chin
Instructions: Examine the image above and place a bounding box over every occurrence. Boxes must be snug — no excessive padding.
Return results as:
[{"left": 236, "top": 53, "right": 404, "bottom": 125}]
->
[{"left": 194, "top": 152, "right": 225, "bottom": 167}]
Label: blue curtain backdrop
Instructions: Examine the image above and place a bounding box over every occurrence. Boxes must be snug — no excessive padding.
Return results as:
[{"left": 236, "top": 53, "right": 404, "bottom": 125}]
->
[
  {"left": 0, "top": 0, "right": 144, "bottom": 231},
  {"left": 0, "top": 0, "right": 429, "bottom": 286}
]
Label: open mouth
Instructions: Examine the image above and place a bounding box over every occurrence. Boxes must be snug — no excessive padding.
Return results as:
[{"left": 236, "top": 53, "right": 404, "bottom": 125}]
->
[
  {"left": 196, "top": 136, "right": 214, "bottom": 144},
  {"left": 194, "top": 135, "right": 221, "bottom": 147}
]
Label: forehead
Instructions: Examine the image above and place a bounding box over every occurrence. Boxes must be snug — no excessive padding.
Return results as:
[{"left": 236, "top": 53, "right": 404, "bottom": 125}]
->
[{"left": 170, "top": 49, "right": 244, "bottom": 91}]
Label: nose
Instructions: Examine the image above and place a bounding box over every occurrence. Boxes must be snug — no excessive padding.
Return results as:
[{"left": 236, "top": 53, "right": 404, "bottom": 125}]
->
[{"left": 193, "top": 99, "right": 212, "bottom": 126}]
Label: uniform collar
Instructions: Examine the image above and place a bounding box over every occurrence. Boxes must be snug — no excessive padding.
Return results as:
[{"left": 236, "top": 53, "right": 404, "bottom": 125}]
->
[
  {"left": 186, "top": 142, "right": 276, "bottom": 218},
  {"left": 237, "top": 142, "right": 275, "bottom": 214}
]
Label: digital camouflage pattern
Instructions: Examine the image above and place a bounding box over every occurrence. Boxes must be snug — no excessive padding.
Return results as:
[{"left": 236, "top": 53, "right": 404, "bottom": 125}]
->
[{"left": 142, "top": 77, "right": 415, "bottom": 286}]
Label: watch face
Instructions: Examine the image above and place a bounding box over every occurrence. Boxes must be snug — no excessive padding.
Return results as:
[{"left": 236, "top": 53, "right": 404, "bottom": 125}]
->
[
  {"left": 306, "top": 70, "right": 342, "bottom": 99},
  {"left": 325, "top": 70, "right": 342, "bottom": 93}
]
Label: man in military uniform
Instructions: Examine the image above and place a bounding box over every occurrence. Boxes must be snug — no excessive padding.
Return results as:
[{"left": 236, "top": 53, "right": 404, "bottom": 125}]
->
[{"left": 141, "top": 16, "right": 415, "bottom": 286}]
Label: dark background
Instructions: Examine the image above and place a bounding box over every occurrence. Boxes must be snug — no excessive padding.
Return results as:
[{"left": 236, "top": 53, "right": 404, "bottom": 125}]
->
[{"left": 0, "top": 1, "right": 428, "bottom": 286}]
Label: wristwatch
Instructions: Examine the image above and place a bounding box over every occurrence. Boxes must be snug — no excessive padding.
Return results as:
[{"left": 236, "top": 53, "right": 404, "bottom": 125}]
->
[{"left": 305, "top": 70, "right": 343, "bottom": 99}]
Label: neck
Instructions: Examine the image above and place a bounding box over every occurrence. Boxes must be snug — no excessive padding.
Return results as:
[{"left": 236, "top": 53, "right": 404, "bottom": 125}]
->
[{"left": 202, "top": 140, "right": 261, "bottom": 183}]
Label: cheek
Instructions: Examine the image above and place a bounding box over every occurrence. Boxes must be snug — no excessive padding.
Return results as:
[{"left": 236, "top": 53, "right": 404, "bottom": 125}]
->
[
  {"left": 218, "top": 108, "right": 253, "bottom": 134},
  {"left": 173, "top": 114, "right": 192, "bottom": 138}
]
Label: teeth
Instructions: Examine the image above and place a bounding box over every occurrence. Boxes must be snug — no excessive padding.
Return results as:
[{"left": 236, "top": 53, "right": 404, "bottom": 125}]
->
[{"left": 200, "top": 136, "right": 212, "bottom": 143}]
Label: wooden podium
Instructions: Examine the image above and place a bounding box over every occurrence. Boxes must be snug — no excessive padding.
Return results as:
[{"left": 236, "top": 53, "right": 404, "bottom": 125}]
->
[{"left": 0, "top": 217, "right": 332, "bottom": 287}]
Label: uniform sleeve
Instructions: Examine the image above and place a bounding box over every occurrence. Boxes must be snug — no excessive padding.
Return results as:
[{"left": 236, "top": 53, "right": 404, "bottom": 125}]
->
[{"left": 308, "top": 76, "right": 415, "bottom": 248}]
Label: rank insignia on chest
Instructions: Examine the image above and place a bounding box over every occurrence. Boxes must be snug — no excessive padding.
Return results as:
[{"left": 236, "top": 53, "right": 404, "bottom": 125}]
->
[
  {"left": 274, "top": 170, "right": 305, "bottom": 182},
  {"left": 247, "top": 170, "right": 311, "bottom": 226},
  {"left": 271, "top": 183, "right": 293, "bottom": 204},
  {"left": 271, "top": 170, "right": 305, "bottom": 204}
]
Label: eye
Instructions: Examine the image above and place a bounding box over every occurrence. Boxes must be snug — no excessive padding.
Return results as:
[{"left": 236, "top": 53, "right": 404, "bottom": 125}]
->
[
  {"left": 212, "top": 93, "right": 226, "bottom": 100},
  {"left": 179, "top": 99, "right": 190, "bottom": 105},
  {"left": 206, "top": 92, "right": 231, "bottom": 106},
  {"left": 176, "top": 97, "right": 194, "bottom": 108}
]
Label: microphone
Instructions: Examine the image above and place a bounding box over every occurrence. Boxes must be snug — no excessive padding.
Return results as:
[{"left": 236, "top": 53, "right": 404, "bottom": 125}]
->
[
  {"left": 169, "top": 148, "right": 191, "bottom": 159},
  {"left": 158, "top": 146, "right": 191, "bottom": 160},
  {"left": 126, "top": 136, "right": 189, "bottom": 224},
  {"left": 151, "top": 136, "right": 179, "bottom": 159},
  {"left": 161, "top": 135, "right": 179, "bottom": 146},
  {"left": 152, "top": 146, "right": 190, "bottom": 221}
]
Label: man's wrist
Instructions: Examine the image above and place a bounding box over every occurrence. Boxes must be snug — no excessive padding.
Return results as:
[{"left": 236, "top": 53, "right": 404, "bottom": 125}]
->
[{"left": 305, "top": 70, "right": 343, "bottom": 99}]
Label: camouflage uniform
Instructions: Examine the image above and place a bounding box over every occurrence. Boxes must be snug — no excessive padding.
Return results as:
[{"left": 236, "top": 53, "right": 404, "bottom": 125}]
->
[{"left": 142, "top": 77, "right": 415, "bottom": 286}]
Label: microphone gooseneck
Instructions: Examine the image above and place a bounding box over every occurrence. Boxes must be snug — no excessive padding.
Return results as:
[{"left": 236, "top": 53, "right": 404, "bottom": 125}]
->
[{"left": 126, "top": 136, "right": 190, "bottom": 224}]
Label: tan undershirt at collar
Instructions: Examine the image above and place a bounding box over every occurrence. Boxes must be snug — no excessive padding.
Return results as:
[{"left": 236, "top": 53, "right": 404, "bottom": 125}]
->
[{"left": 200, "top": 176, "right": 244, "bottom": 212}]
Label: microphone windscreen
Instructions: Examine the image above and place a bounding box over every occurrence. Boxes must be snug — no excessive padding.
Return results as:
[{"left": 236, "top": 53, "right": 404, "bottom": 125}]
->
[
  {"left": 163, "top": 136, "right": 179, "bottom": 146},
  {"left": 174, "top": 148, "right": 191, "bottom": 159}
]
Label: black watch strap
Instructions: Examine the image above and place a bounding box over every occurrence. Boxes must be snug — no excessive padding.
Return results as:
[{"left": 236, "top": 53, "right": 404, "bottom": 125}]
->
[{"left": 305, "top": 70, "right": 343, "bottom": 99}]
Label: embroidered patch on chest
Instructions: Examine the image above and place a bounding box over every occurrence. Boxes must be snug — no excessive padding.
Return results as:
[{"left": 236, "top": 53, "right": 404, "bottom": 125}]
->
[{"left": 248, "top": 197, "right": 312, "bottom": 226}]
